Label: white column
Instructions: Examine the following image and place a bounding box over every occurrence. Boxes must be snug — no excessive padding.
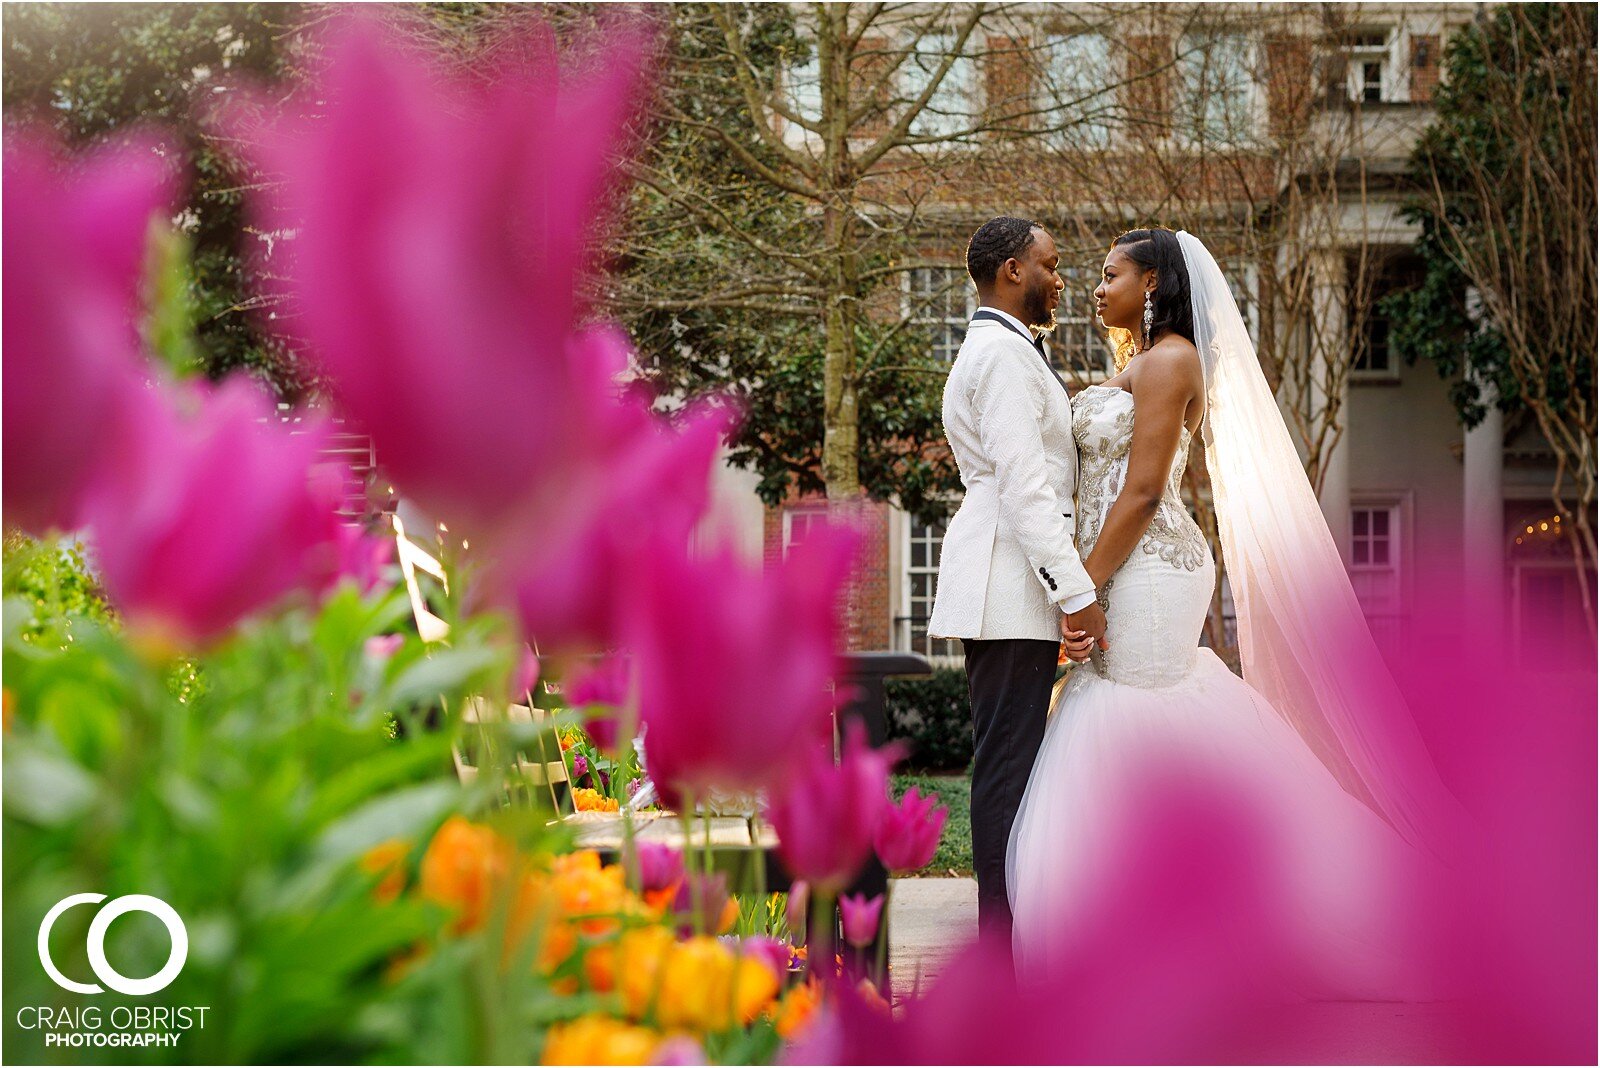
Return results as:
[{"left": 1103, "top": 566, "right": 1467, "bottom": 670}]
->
[
  {"left": 1462, "top": 391, "right": 1504, "bottom": 620},
  {"left": 1309, "top": 249, "right": 1352, "bottom": 560}
]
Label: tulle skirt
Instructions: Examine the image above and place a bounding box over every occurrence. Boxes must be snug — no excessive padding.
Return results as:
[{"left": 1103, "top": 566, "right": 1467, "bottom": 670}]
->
[{"left": 1006, "top": 550, "right": 1438, "bottom": 999}]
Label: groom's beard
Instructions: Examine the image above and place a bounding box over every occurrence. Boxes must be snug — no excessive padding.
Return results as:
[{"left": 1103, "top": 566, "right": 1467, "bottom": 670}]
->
[{"left": 1024, "top": 285, "right": 1059, "bottom": 332}]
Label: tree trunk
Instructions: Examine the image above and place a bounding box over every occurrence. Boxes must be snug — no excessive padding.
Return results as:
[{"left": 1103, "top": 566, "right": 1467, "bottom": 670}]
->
[{"left": 820, "top": 275, "right": 861, "bottom": 501}]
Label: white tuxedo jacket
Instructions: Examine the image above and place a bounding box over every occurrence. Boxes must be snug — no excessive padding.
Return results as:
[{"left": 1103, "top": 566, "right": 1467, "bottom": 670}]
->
[{"left": 927, "top": 315, "right": 1096, "bottom": 642}]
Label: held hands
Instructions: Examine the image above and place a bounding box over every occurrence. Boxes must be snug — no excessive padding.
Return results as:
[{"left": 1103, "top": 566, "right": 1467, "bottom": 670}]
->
[{"left": 1060, "top": 601, "right": 1110, "bottom": 662}]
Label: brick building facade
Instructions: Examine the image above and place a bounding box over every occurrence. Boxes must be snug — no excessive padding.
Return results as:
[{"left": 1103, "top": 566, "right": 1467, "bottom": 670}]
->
[{"left": 703, "top": 3, "right": 1587, "bottom": 671}]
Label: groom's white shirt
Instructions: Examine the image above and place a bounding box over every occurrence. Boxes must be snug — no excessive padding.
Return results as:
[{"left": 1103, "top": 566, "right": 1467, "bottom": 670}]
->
[{"left": 928, "top": 306, "right": 1097, "bottom": 643}]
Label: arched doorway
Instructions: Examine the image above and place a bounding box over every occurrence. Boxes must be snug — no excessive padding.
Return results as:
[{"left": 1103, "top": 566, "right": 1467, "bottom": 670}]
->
[{"left": 1507, "top": 505, "right": 1596, "bottom": 673}]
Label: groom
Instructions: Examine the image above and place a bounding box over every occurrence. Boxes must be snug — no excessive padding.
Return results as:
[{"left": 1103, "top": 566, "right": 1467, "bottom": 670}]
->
[{"left": 927, "top": 217, "right": 1106, "bottom": 957}]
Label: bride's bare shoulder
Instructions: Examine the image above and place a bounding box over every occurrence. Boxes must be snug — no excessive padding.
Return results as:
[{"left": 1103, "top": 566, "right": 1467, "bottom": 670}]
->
[{"left": 1133, "top": 336, "right": 1204, "bottom": 389}]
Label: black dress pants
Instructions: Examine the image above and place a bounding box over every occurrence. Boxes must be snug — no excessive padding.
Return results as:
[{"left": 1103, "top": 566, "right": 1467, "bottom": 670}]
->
[{"left": 962, "top": 636, "right": 1058, "bottom": 955}]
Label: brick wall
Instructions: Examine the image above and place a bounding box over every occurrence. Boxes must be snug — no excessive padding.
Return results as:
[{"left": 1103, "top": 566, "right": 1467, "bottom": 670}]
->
[
  {"left": 1265, "top": 34, "right": 1315, "bottom": 140},
  {"left": 1409, "top": 34, "right": 1441, "bottom": 104},
  {"left": 1124, "top": 35, "right": 1172, "bottom": 138},
  {"left": 983, "top": 34, "right": 1033, "bottom": 131},
  {"left": 763, "top": 492, "right": 893, "bottom": 652},
  {"left": 851, "top": 35, "right": 895, "bottom": 138}
]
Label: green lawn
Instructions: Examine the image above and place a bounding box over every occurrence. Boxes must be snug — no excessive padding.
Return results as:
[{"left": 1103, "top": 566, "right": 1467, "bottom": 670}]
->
[{"left": 890, "top": 771, "right": 972, "bottom": 877}]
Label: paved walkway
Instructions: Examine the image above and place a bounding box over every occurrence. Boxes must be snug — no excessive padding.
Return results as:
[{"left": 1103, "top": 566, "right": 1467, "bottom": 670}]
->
[
  {"left": 888, "top": 876, "right": 976, "bottom": 997},
  {"left": 887, "top": 877, "right": 1467, "bottom": 1061}
]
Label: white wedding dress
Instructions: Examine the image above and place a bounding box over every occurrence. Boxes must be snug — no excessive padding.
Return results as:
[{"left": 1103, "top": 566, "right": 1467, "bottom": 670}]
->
[{"left": 1006, "top": 382, "right": 1437, "bottom": 997}]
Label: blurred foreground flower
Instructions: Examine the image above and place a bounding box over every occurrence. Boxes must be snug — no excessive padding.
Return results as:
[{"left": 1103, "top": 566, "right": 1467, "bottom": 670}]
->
[
  {"left": 80, "top": 379, "right": 346, "bottom": 646},
  {"left": 632, "top": 841, "right": 683, "bottom": 899},
  {"left": 509, "top": 394, "right": 734, "bottom": 650},
  {"left": 617, "top": 927, "right": 780, "bottom": 1032},
  {"left": 510, "top": 643, "right": 541, "bottom": 700},
  {"left": 3, "top": 129, "right": 175, "bottom": 534},
  {"left": 839, "top": 892, "right": 884, "bottom": 950},
  {"left": 766, "top": 720, "right": 899, "bottom": 897},
  {"left": 784, "top": 881, "right": 809, "bottom": 943},
  {"left": 787, "top": 772, "right": 1295, "bottom": 1065},
  {"left": 419, "top": 815, "right": 515, "bottom": 935},
  {"left": 330, "top": 524, "right": 395, "bottom": 595},
  {"left": 565, "top": 660, "right": 628, "bottom": 751},
  {"left": 627, "top": 523, "right": 859, "bottom": 809},
  {"left": 541, "top": 1014, "right": 661, "bottom": 1066},
  {"left": 874, "top": 786, "right": 948, "bottom": 874},
  {"left": 230, "top": 17, "right": 651, "bottom": 539}
]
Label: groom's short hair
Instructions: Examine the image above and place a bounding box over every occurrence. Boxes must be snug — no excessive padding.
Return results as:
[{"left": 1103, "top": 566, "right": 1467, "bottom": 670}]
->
[{"left": 967, "top": 216, "right": 1040, "bottom": 287}]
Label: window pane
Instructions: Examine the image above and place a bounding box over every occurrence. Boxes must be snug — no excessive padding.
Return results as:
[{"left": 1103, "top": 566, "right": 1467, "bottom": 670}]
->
[
  {"left": 1372, "top": 509, "right": 1389, "bottom": 536},
  {"left": 1352, "top": 540, "right": 1369, "bottom": 565},
  {"left": 784, "top": 50, "right": 822, "bottom": 125},
  {"left": 1179, "top": 34, "right": 1253, "bottom": 143},
  {"left": 906, "top": 35, "right": 977, "bottom": 138},
  {"left": 1371, "top": 539, "right": 1389, "bottom": 566},
  {"left": 911, "top": 538, "right": 926, "bottom": 569},
  {"left": 1041, "top": 34, "right": 1112, "bottom": 148},
  {"left": 1353, "top": 510, "right": 1369, "bottom": 536}
]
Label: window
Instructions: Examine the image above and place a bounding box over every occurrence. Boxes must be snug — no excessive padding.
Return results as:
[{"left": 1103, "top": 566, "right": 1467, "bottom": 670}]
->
[
  {"left": 783, "top": 506, "right": 829, "bottom": 557},
  {"left": 1177, "top": 33, "right": 1256, "bottom": 144},
  {"left": 906, "top": 265, "right": 975, "bottom": 363},
  {"left": 1350, "top": 253, "right": 1423, "bottom": 380},
  {"left": 1040, "top": 33, "right": 1112, "bottom": 148},
  {"left": 900, "top": 517, "right": 962, "bottom": 660},
  {"left": 904, "top": 34, "right": 979, "bottom": 138},
  {"left": 1342, "top": 27, "right": 1397, "bottom": 104},
  {"left": 783, "top": 48, "right": 823, "bottom": 131},
  {"left": 1349, "top": 504, "right": 1403, "bottom": 649}
]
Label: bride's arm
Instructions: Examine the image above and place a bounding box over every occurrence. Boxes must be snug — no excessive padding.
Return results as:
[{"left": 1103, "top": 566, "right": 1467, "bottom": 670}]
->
[{"left": 1083, "top": 348, "right": 1201, "bottom": 589}]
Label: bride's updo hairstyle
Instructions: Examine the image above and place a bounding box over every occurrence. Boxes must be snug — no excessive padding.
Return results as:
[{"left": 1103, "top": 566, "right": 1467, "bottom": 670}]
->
[{"left": 1107, "top": 227, "right": 1194, "bottom": 371}]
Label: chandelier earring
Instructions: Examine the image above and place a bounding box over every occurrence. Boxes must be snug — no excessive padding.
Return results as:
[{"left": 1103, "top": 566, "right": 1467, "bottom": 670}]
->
[{"left": 1141, "top": 291, "right": 1155, "bottom": 350}]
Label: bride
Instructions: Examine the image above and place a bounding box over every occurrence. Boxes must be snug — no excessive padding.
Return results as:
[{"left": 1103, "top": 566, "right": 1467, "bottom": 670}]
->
[{"left": 1006, "top": 228, "right": 1460, "bottom": 994}]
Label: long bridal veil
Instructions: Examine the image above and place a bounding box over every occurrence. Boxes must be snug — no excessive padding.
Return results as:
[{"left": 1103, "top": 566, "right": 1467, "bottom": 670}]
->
[{"left": 1176, "top": 230, "right": 1461, "bottom": 855}]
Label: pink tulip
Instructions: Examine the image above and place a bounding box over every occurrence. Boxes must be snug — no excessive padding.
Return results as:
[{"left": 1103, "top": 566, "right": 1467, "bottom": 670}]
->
[
  {"left": 227, "top": 17, "right": 652, "bottom": 538},
  {"left": 839, "top": 892, "right": 885, "bottom": 950},
  {"left": 565, "top": 657, "right": 630, "bottom": 751},
  {"left": 767, "top": 720, "right": 902, "bottom": 897},
  {"left": 81, "top": 378, "right": 347, "bottom": 645},
  {"left": 670, "top": 871, "right": 729, "bottom": 937},
  {"left": 626, "top": 521, "right": 859, "bottom": 810},
  {"left": 651, "top": 1036, "right": 706, "bottom": 1066},
  {"left": 632, "top": 841, "right": 683, "bottom": 896},
  {"left": 364, "top": 634, "right": 404, "bottom": 661},
  {"left": 874, "top": 787, "right": 949, "bottom": 874},
  {"left": 330, "top": 524, "right": 394, "bottom": 595},
  {"left": 785, "top": 880, "right": 810, "bottom": 942},
  {"left": 509, "top": 396, "right": 734, "bottom": 650},
  {"left": 509, "top": 644, "right": 540, "bottom": 700},
  {"left": 3, "top": 129, "right": 175, "bottom": 533},
  {"left": 566, "top": 657, "right": 630, "bottom": 708},
  {"left": 739, "top": 935, "right": 793, "bottom": 983}
]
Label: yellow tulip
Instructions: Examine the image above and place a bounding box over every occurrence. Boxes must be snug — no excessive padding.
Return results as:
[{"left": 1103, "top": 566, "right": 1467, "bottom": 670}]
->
[{"left": 542, "top": 1014, "right": 660, "bottom": 1066}]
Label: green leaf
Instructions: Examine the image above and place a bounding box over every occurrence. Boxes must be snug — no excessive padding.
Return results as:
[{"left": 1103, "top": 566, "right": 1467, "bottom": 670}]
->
[
  {"left": 313, "top": 780, "right": 461, "bottom": 864},
  {"left": 388, "top": 647, "right": 500, "bottom": 707}
]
